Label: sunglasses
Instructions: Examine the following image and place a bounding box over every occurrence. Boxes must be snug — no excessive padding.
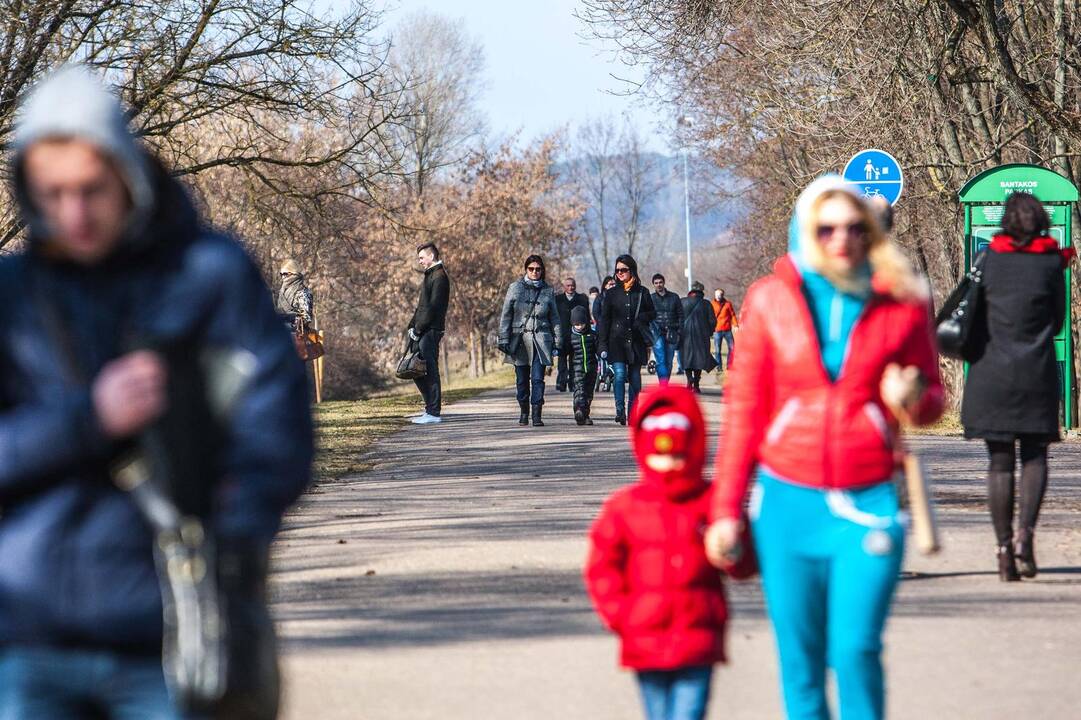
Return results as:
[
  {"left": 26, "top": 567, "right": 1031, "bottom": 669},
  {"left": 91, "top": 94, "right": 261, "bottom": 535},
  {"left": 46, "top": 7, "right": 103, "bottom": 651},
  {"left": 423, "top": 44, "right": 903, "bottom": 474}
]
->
[
  {"left": 280, "top": 271, "right": 293, "bottom": 277},
  {"left": 615, "top": 267, "right": 631, "bottom": 275},
  {"left": 526, "top": 265, "right": 542, "bottom": 272},
  {"left": 816, "top": 222, "right": 867, "bottom": 241}
]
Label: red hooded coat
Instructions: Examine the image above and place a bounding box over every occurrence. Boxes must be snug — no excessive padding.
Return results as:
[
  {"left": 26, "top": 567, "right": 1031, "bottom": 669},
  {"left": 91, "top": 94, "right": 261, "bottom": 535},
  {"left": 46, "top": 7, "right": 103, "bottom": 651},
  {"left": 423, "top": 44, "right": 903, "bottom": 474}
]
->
[{"left": 584, "top": 385, "right": 756, "bottom": 671}]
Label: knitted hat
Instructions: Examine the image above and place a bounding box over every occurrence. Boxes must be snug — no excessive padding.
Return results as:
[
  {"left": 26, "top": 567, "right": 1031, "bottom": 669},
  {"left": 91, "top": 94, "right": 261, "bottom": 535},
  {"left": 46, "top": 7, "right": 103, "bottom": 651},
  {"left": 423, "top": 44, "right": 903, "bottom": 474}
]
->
[{"left": 570, "top": 305, "right": 590, "bottom": 326}]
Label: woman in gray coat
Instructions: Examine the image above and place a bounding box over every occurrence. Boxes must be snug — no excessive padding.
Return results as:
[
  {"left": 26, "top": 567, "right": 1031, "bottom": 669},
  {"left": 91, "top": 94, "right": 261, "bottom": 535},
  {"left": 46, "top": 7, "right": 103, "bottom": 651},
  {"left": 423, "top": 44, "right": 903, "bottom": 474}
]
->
[{"left": 498, "top": 255, "right": 562, "bottom": 427}]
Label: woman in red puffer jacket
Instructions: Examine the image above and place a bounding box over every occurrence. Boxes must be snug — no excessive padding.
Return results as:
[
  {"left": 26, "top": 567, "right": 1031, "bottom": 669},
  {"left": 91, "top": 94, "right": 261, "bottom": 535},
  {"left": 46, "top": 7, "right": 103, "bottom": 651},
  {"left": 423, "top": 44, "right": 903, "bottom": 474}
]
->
[{"left": 585, "top": 384, "right": 756, "bottom": 720}]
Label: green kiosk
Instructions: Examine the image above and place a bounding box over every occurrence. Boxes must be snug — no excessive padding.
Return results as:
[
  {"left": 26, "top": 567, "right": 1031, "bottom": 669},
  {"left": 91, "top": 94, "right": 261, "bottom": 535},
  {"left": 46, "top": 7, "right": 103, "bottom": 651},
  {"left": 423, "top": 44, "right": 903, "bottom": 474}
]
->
[{"left": 958, "top": 164, "right": 1078, "bottom": 428}]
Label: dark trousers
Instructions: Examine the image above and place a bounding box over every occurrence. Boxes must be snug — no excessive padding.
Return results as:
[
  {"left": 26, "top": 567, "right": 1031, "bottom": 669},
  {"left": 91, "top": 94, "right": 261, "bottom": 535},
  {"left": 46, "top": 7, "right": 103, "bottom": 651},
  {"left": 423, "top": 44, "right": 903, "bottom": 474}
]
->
[
  {"left": 574, "top": 371, "right": 597, "bottom": 413},
  {"left": 413, "top": 330, "right": 443, "bottom": 417},
  {"left": 515, "top": 353, "right": 546, "bottom": 406},
  {"left": 556, "top": 352, "right": 575, "bottom": 391}
]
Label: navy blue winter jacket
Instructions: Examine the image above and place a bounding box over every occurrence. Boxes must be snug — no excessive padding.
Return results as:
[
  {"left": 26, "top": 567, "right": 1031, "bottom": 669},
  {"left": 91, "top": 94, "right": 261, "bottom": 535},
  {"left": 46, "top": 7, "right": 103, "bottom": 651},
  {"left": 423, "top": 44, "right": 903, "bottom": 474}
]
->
[{"left": 0, "top": 167, "right": 313, "bottom": 653}]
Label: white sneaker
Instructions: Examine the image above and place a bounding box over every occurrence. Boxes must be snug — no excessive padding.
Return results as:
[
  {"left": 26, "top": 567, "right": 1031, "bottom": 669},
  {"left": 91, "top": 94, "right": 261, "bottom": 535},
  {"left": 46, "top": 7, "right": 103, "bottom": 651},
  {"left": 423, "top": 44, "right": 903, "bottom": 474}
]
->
[
  {"left": 405, "top": 410, "right": 425, "bottom": 418},
  {"left": 411, "top": 413, "right": 443, "bottom": 425}
]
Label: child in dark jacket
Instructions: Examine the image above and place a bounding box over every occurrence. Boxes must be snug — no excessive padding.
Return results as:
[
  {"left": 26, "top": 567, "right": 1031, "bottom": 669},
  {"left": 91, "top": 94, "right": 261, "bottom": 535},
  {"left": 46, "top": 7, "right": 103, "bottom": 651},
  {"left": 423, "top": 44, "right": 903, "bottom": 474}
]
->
[
  {"left": 584, "top": 384, "right": 755, "bottom": 720},
  {"left": 569, "top": 305, "right": 598, "bottom": 425}
]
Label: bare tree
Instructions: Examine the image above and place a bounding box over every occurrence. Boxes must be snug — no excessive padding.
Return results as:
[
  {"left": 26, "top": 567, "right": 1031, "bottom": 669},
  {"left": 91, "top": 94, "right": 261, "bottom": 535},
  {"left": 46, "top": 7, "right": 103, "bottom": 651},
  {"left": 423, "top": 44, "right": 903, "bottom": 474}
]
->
[
  {"left": 387, "top": 10, "right": 487, "bottom": 202},
  {"left": 0, "top": 0, "right": 407, "bottom": 247},
  {"left": 569, "top": 115, "right": 664, "bottom": 281}
]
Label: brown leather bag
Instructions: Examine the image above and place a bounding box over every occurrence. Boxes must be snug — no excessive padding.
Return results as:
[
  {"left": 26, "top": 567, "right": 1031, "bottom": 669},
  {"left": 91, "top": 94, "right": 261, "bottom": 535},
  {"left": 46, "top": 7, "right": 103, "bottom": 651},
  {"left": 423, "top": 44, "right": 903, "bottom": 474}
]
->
[{"left": 293, "top": 328, "right": 324, "bottom": 362}]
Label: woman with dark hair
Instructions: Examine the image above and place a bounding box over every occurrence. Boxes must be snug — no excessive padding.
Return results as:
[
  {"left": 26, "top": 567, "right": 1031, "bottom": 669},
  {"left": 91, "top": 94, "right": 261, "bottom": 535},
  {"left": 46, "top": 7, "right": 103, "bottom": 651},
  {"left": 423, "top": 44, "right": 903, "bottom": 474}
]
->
[
  {"left": 961, "top": 191, "right": 1075, "bottom": 580},
  {"left": 498, "top": 255, "right": 562, "bottom": 427},
  {"left": 598, "top": 254, "right": 656, "bottom": 424}
]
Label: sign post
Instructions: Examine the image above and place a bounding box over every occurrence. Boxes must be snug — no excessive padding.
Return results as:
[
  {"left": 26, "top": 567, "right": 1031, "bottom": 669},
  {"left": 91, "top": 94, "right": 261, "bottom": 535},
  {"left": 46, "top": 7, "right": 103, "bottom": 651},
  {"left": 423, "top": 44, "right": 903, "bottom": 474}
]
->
[{"left": 843, "top": 149, "right": 904, "bottom": 206}]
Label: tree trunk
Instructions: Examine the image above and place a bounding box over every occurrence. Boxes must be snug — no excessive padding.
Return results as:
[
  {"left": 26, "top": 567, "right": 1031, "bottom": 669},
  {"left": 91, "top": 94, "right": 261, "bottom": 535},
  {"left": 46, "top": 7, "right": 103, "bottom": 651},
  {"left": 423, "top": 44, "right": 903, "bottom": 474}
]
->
[
  {"left": 468, "top": 328, "right": 479, "bottom": 379},
  {"left": 442, "top": 337, "right": 451, "bottom": 387},
  {"left": 480, "top": 331, "right": 488, "bottom": 375}
]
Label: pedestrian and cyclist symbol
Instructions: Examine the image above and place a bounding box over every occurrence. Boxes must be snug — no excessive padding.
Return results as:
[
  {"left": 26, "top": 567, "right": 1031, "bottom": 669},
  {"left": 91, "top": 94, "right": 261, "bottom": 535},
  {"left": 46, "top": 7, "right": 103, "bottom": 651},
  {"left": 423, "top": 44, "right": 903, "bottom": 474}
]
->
[{"left": 843, "top": 149, "right": 904, "bottom": 205}]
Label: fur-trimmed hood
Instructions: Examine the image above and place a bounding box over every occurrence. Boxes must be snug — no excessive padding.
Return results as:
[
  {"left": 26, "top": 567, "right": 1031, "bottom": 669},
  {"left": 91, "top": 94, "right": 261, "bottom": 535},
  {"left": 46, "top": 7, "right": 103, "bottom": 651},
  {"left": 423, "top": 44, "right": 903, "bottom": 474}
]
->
[{"left": 788, "top": 174, "right": 927, "bottom": 303}]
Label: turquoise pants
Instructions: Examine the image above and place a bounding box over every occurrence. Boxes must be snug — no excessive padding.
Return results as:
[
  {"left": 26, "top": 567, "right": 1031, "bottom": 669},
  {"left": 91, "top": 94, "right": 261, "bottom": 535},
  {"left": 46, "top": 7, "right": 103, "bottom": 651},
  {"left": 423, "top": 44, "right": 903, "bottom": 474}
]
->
[{"left": 750, "top": 470, "right": 905, "bottom": 720}]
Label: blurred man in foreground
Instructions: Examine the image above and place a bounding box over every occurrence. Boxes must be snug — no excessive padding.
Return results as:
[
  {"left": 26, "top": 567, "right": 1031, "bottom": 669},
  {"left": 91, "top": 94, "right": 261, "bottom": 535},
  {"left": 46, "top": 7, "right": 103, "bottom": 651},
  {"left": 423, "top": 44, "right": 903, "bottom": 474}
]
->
[{"left": 0, "top": 66, "right": 311, "bottom": 718}]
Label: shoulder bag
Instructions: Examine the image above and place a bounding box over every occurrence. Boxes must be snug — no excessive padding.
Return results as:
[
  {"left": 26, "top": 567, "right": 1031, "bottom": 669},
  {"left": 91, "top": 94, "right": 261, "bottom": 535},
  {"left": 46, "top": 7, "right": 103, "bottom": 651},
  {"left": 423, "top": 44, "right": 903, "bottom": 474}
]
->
[
  {"left": 395, "top": 333, "right": 427, "bottom": 379},
  {"left": 935, "top": 250, "right": 987, "bottom": 361}
]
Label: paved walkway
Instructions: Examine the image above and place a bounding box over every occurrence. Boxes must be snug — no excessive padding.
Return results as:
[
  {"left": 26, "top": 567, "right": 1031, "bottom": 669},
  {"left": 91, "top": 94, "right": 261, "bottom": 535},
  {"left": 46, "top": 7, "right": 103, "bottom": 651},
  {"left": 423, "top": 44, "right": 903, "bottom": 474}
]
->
[{"left": 272, "top": 376, "right": 1081, "bottom": 719}]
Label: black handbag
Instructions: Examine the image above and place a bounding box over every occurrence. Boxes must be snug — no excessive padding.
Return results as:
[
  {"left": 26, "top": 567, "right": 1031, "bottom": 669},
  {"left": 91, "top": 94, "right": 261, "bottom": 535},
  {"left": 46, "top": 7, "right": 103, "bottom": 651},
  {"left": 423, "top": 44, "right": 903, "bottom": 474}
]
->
[
  {"left": 395, "top": 334, "right": 427, "bottom": 379},
  {"left": 935, "top": 250, "right": 987, "bottom": 360}
]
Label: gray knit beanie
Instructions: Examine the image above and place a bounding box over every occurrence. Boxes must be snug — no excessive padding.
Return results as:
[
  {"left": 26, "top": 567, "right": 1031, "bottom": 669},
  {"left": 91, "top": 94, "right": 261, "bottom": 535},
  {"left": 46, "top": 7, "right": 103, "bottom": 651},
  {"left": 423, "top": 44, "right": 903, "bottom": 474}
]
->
[{"left": 11, "top": 65, "right": 155, "bottom": 238}]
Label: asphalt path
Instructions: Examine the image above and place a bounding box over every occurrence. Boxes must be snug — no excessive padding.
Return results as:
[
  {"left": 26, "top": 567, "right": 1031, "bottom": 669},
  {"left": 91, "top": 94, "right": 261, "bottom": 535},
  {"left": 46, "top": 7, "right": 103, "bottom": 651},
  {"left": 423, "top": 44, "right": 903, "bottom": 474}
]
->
[{"left": 272, "top": 375, "right": 1081, "bottom": 719}]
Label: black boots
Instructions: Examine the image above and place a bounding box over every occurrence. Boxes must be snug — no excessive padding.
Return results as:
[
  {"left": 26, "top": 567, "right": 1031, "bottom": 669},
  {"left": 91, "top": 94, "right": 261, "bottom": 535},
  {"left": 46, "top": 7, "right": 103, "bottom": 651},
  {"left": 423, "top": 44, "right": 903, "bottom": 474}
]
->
[
  {"left": 1015, "top": 528, "right": 1038, "bottom": 578},
  {"left": 518, "top": 400, "right": 529, "bottom": 426},
  {"left": 998, "top": 545, "right": 1021, "bottom": 582},
  {"left": 574, "top": 409, "right": 586, "bottom": 426},
  {"left": 531, "top": 404, "right": 544, "bottom": 427}
]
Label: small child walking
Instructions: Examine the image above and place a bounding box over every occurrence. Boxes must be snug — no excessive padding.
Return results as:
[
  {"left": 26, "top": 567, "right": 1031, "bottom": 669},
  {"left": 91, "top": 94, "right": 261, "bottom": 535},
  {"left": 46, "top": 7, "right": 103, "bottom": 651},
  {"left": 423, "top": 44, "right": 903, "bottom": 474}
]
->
[
  {"left": 569, "top": 305, "right": 598, "bottom": 425},
  {"left": 584, "top": 384, "right": 755, "bottom": 720}
]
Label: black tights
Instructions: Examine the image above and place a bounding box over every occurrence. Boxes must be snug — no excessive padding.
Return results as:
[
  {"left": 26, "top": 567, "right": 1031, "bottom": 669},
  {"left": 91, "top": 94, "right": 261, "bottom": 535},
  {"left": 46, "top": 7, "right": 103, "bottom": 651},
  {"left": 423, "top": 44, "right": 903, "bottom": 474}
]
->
[
  {"left": 685, "top": 369, "right": 702, "bottom": 388},
  {"left": 986, "top": 439, "right": 1049, "bottom": 548}
]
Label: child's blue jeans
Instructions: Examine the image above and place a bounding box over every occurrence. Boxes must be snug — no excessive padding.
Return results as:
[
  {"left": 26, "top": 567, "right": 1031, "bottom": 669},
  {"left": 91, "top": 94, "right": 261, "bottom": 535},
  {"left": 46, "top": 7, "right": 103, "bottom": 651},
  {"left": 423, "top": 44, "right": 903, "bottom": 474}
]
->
[
  {"left": 751, "top": 470, "right": 905, "bottom": 720},
  {"left": 636, "top": 665, "right": 712, "bottom": 720}
]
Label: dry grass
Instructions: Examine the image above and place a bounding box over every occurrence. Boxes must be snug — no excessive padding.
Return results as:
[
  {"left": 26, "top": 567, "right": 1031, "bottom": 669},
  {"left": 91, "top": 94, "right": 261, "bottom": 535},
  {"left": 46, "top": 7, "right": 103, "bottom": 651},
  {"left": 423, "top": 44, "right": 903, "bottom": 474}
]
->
[{"left": 313, "top": 367, "right": 515, "bottom": 481}]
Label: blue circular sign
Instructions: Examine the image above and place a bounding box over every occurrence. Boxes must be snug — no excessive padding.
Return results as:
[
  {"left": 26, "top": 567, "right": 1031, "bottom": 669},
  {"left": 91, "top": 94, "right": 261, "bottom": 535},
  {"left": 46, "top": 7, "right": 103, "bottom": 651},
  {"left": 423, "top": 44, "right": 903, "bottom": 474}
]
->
[{"left": 843, "top": 149, "right": 904, "bottom": 206}]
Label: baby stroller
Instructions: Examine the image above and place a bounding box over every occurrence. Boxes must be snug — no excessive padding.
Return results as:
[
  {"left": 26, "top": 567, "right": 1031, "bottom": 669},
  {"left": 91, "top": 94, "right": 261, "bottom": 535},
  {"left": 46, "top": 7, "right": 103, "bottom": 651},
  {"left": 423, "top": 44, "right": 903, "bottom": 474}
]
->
[{"left": 596, "top": 357, "right": 614, "bottom": 393}]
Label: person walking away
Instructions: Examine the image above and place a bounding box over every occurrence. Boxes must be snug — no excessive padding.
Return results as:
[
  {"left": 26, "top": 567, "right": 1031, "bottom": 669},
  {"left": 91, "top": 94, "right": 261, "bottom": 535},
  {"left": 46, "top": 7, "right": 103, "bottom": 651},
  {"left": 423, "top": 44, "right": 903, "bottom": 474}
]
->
[
  {"left": 650, "top": 273, "right": 684, "bottom": 385},
  {"left": 407, "top": 242, "right": 450, "bottom": 425},
  {"left": 0, "top": 65, "right": 312, "bottom": 719},
  {"left": 585, "top": 384, "right": 756, "bottom": 720},
  {"left": 704, "top": 176, "right": 943, "bottom": 720},
  {"left": 710, "top": 289, "right": 738, "bottom": 370},
  {"left": 555, "top": 277, "right": 590, "bottom": 392},
  {"left": 960, "top": 192, "right": 1074, "bottom": 580},
  {"left": 569, "top": 305, "right": 598, "bottom": 425},
  {"left": 498, "top": 255, "right": 562, "bottom": 427},
  {"left": 599, "top": 255, "right": 655, "bottom": 425},
  {"left": 680, "top": 282, "right": 718, "bottom": 393}
]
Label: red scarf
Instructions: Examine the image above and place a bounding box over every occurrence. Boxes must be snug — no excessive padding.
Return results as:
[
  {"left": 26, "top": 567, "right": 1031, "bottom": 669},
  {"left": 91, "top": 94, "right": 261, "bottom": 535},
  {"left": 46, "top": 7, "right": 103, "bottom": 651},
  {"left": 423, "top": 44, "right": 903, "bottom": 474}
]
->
[{"left": 990, "top": 234, "right": 1076, "bottom": 269}]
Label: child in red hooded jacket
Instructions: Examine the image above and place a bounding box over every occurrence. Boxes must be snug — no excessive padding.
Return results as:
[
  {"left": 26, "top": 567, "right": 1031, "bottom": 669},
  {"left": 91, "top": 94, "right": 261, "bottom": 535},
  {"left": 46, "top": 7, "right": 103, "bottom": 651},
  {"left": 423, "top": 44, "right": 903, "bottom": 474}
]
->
[{"left": 584, "top": 384, "right": 755, "bottom": 720}]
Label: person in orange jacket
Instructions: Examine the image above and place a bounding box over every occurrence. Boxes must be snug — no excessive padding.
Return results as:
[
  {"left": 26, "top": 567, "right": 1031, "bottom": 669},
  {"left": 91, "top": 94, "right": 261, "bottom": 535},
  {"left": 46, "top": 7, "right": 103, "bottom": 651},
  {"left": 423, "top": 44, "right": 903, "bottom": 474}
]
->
[
  {"left": 585, "top": 384, "right": 755, "bottom": 720},
  {"left": 710, "top": 289, "right": 738, "bottom": 369}
]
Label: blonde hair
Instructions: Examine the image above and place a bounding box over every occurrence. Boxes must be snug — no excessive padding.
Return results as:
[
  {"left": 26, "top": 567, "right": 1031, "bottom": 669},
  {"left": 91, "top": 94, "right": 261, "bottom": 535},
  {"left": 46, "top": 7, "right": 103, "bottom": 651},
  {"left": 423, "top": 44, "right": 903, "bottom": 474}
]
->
[{"left": 801, "top": 190, "right": 919, "bottom": 299}]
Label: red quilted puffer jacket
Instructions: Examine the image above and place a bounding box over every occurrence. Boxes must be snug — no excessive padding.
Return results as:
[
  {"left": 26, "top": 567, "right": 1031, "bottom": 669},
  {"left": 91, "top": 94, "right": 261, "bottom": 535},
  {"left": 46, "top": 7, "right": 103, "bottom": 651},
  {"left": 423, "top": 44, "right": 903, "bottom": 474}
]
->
[
  {"left": 712, "top": 255, "right": 944, "bottom": 520},
  {"left": 584, "top": 385, "right": 756, "bottom": 671}
]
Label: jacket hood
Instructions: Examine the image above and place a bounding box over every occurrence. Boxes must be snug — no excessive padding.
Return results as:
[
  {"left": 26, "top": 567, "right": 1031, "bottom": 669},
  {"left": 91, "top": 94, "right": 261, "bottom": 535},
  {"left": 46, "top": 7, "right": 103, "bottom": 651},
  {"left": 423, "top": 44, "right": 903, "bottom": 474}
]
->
[
  {"left": 11, "top": 65, "right": 156, "bottom": 246},
  {"left": 630, "top": 384, "right": 707, "bottom": 499},
  {"left": 788, "top": 174, "right": 866, "bottom": 270},
  {"left": 787, "top": 174, "right": 927, "bottom": 302}
]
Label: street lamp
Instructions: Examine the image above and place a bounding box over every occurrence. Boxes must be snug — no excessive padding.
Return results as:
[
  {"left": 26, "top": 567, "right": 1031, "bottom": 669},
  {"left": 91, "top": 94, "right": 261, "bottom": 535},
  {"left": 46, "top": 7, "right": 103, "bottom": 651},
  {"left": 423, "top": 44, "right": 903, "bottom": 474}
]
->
[{"left": 677, "top": 115, "right": 694, "bottom": 291}]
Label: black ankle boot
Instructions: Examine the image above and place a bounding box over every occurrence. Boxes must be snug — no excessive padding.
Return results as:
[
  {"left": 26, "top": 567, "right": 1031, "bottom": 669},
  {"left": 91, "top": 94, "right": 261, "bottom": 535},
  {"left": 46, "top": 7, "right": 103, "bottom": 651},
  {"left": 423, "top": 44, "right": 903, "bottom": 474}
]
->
[
  {"left": 531, "top": 405, "right": 544, "bottom": 427},
  {"left": 1015, "top": 528, "right": 1038, "bottom": 578},
  {"left": 574, "top": 409, "right": 586, "bottom": 425},
  {"left": 518, "top": 400, "right": 529, "bottom": 426},
  {"left": 998, "top": 545, "right": 1021, "bottom": 582}
]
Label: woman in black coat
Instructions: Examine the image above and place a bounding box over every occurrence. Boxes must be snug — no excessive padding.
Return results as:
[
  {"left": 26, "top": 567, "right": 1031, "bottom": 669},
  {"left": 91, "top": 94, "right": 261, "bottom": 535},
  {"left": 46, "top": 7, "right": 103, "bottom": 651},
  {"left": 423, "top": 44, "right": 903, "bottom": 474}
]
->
[
  {"left": 679, "top": 282, "right": 718, "bottom": 393},
  {"left": 961, "top": 192, "right": 1073, "bottom": 581},
  {"left": 598, "top": 254, "right": 655, "bottom": 424}
]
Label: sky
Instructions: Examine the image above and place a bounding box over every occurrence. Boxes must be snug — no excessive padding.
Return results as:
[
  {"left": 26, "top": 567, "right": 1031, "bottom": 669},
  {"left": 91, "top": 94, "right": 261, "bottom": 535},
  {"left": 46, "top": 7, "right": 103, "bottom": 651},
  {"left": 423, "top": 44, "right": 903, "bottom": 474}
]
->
[{"left": 335, "top": 0, "right": 668, "bottom": 151}]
